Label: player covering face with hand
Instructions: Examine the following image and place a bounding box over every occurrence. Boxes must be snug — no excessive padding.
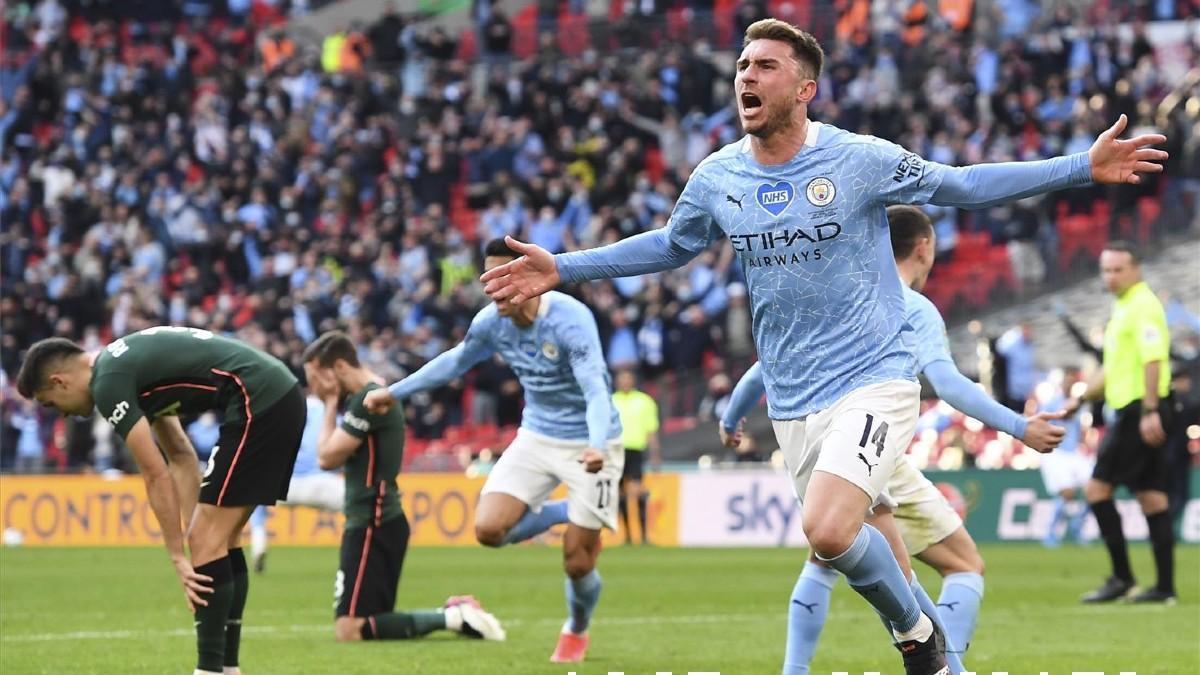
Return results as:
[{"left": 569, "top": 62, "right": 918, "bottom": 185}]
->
[
  {"left": 478, "top": 18, "right": 1163, "bottom": 675},
  {"left": 301, "top": 331, "right": 506, "bottom": 644},
  {"left": 365, "top": 238, "right": 625, "bottom": 664}
]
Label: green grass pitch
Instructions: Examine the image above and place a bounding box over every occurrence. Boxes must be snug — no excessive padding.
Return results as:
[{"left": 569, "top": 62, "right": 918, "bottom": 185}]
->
[{"left": 1, "top": 544, "right": 1197, "bottom": 674}]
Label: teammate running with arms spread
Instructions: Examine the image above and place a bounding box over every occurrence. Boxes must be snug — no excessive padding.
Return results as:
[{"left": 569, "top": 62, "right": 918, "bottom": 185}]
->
[
  {"left": 301, "top": 331, "right": 505, "bottom": 644},
  {"left": 364, "top": 238, "right": 624, "bottom": 663},
  {"left": 17, "top": 326, "right": 307, "bottom": 675},
  {"left": 720, "top": 205, "right": 1066, "bottom": 674},
  {"left": 478, "top": 18, "right": 1164, "bottom": 675}
]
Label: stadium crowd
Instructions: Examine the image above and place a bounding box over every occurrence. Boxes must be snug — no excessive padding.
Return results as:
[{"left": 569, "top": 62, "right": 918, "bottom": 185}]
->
[{"left": 1, "top": 0, "right": 1198, "bottom": 472}]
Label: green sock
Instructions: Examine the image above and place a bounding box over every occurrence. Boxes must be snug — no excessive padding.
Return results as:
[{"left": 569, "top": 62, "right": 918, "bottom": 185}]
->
[
  {"left": 193, "top": 556, "right": 234, "bottom": 672},
  {"left": 224, "top": 548, "right": 249, "bottom": 668},
  {"left": 361, "top": 610, "right": 447, "bottom": 640}
]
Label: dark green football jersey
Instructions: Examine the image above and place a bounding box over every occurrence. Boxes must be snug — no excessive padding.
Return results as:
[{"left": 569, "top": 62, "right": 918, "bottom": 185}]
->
[
  {"left": 90, "top": 326, "right": 298, "bottom": 439},
  {"left": 339, "top": 382, "right": 404, "bottom": 529}
]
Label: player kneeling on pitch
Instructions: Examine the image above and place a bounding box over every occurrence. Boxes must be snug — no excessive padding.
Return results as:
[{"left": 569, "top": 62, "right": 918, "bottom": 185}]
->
[
  {"left": 18, "top": 327, "right": 309, "bottom": 675},
  {"left": 301, "top": 331, "right": 505, "bottom": 643},
  {"left": 365, "top": 238, "right": 625, "bottom": 664}
]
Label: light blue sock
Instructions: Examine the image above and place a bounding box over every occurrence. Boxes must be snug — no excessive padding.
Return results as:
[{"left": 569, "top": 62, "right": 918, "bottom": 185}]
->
[
  {"left": 818, "top": 524, "right": 921, "bottom": 633},
  {"left": 503, "top": 500, "right": 569, "bottom": 545},
  {"left": 784, "top": 562, "right": 840, "bottom": 675},
  {"left": 937, "top": 572, "right": 984, "bottom": 655},
  {"left": 250, "top": 505, "right": 268, "bottom": 528},
  {"left": 1044, "top": 497, "right": 1067, "bottom": 546},
  {"left": 911, "top": 576, "right": 966, "bottom": 675},
  {"left": 565, "top": 569, "right": 602, "bottom": 634}
]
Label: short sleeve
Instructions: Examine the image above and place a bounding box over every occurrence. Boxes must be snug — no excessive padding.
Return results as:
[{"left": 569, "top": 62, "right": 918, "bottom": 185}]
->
[
  {"left": 644, "top": 395, "right": 660, "bottom": 433},
  {"left": 340, "top": 391, "right": 387, "bottom": 439},
  {"left": 906, "top": 293, "right": 954, "bottom": 371},
  {"left": 91, "top": 372, "right": 145, "bottom": 439},
  {"left": 1136, "top": 303, "right": 1170, "bottom": 364},
  {"left": 854, "top": 136, "right": 946, "bottom": 206}
]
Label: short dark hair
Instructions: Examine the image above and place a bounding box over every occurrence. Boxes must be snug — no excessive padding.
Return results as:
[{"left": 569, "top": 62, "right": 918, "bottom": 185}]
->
[
  {"left": 483, "top": 237, "right": 520, "bottom": 259},
  {"left": 743, "top": 19, "right": 825, "bottom": 79},
  {"left": 302, "top": 331, "right": 360, "bottom": 368},
  {"left": 16, "top": 338, "right": 84, "bottom": 398},
  {"left": 887, "top": 205, "right": 934, "bottom": 261},
  {"left": 1103, "top": 240, "right": 1140, "bottom": 264}
]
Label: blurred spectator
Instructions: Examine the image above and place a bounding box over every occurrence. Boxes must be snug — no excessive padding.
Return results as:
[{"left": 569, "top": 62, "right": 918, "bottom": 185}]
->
[
  {"left": 12, "top": 400, "right": 45, "bottom": 473},
  {"left": 995, "top": 322, "right": 1043, "bottom": 411}
]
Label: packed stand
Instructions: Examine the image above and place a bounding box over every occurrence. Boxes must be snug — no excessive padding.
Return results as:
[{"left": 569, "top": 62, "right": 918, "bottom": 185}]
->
[{"left": 1, "top": 0, "right": 1197, "bottom": 472}]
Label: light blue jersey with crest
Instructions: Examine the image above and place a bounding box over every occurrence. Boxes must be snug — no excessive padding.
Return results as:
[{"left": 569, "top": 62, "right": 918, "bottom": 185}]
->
[
  {"left": 388, "top": 291, "right": 620, "bottom": 448},
  {"left": 558, "top": 121, "right": 1091, "bottom": 419}
]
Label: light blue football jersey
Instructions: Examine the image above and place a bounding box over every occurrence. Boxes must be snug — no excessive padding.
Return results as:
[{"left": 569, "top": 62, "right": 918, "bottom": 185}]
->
[
  {"left": 390, "top": 291, "right": 621, "bottom": 447},
  {"left": 902, "top": 286, "right": 954, "bottom": 372},
  {"left": 669, "top": 122, "right": 945, "bottom": 418}
]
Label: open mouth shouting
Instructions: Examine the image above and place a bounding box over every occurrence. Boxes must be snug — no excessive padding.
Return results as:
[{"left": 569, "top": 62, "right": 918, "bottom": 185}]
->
[{"left": 740, "top": 91, "right": 764, "bottom": 120}]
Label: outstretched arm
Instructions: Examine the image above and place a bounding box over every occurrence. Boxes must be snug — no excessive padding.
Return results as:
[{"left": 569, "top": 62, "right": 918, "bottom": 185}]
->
[
  {"left": 557, "top": 228, "right": 706, "bottom": 283},
  {"left": 482, "top": 169, "right": 720, "bottom": 304},
  {"left": 930, "top": 153, "right": 1092, "bottom": 209},
  {"left": 930, "top": 115, "right": 1166, "bottom": 209},
  {"left": 388, "top": 332, "right": 494, "bottom": 401},
  {"left": 923, "top": 361, "right": 1027, "bottom": 438}
]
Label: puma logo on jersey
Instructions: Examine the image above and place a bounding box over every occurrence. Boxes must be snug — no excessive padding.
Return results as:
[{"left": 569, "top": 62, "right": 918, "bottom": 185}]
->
[
  {"left": 938, "top": 601, "right": 960, "bottom": 611},
  {"left": 857, "top": 452, "right": 878, "bottom": 476},
  {"left": 107, "top": 401, "right": 131, "bottom": 426},
  {"left": 343, "top": 411, "right": 370, "bottom": 432},
  {"left": 726, "top": 194, "right": 744, "bottom": 210}
]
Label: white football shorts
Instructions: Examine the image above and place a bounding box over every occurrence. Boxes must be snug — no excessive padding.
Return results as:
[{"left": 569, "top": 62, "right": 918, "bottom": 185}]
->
[{"left": 482, "top": 428, "right": 625, "bottom": 531}]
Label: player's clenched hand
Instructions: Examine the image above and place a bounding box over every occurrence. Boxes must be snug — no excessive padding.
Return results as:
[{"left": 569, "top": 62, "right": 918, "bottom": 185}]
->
[
  {"left": 578, "top": 448, "right": 604, "bottom": 473},
  {"left": 173, "top": 556, "right": 213, "bottom": 613},
  {"left": 1088, "top": 114, "right": 1168, "bottom": 185},
  {"left": 1022, "top": 411, "right": 1067, "bottom": 453},
  {"left": 364, "top": 388, "right": 396, "bottom": 414},
  {"left": 479, "top": 236, "right": 560, "bottom": 305},
  {"left": 718, "top": 420, "right": 744, "bottom": 448}
]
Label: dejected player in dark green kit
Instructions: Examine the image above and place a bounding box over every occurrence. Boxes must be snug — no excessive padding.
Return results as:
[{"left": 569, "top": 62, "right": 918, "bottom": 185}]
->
[
  {"left": 300, "top": 331, "right": 505, "bottom": 644},
  {"left": 17, "top": 326, "right": 307, "bottom": 675}
]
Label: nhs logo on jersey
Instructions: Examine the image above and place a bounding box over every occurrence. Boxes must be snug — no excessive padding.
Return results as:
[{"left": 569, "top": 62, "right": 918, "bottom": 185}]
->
[
  {"left": 755, "top": 181, "right": 794, "bottom": 217},
  {"left": 519, "top": 340, "right": 539, "bottom": 358}
]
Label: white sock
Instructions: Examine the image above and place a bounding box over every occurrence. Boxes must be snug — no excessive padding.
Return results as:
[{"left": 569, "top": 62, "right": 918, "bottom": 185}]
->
[
  {"left": 194, "top": 670, "right": 221, "bottom": 675},
  {"left": 444, "top": 606, "right": 463, "bottom": 632},
  {"left": 223, "top": 668, "right": 241, "bottom": 675},
  {"left": 250, "top": 527, "right": 267, "bottom": 559},
  {"left": 893, "top": 612, "right": 934, "bottom": 643}
]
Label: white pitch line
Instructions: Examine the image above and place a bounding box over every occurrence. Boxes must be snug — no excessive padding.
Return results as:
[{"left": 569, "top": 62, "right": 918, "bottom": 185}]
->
[{"left": 2, "top": 613, "right": 780, "bottom": 644}]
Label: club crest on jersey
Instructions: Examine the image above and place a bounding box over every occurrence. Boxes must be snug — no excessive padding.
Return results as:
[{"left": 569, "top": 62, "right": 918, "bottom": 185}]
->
[
  {"left": 756, "top": 181, "right": 794, "bottom": 217},
  {"left": 519, "top": 340, "right": 539, "bottom": 358},
  {"left": 542, "top": 341, "right": 560, "bottom": 360},
  {"left": 805, "top": 177, "right": 836, "bottom": 207}
]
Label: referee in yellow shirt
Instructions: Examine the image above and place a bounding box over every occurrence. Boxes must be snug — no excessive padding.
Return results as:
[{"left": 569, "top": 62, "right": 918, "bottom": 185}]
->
[
  {"left": 1067, "top": 241, "right": 1176, "bottom": 604},
  {"left": 612, "top": 370, "right": 661, "bottom": 545}
]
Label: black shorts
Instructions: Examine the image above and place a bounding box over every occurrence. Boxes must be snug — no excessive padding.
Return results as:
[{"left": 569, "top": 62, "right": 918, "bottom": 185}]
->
[
  {"left": 1093, "top": 398, "right": 1174, "bottom": 493},
  {"left": 199, "top": 385, "right": 306, "bottom": 507},
  {"left": 336, "top": 514, "right": 410, "bottom": 618},
  {"left": 621, "top": 449, "right": 645, "bottom": 482}
]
